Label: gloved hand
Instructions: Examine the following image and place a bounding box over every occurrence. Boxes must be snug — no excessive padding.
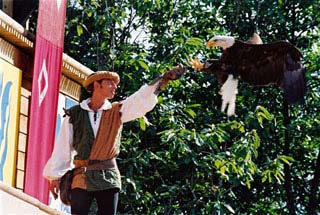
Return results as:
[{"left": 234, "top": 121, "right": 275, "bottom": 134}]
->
[{"left": 150, "top": 64, "right": 186, "bottom": 94}]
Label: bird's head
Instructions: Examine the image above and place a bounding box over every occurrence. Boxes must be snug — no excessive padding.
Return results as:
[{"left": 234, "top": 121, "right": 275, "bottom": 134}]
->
[{"left": 207, "top": 36, "right": 235, "bottom": 50}]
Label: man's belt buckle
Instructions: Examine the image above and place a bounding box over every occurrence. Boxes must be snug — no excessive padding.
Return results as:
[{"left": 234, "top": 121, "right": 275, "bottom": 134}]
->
[{"left": 82, "top": 166, "right": 87, "bottom": 173}]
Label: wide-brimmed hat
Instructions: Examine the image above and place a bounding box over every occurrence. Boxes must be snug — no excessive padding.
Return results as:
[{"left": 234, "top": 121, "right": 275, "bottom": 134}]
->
[{"left": 83, "top": 71, "right": 120, "bottom": 89}]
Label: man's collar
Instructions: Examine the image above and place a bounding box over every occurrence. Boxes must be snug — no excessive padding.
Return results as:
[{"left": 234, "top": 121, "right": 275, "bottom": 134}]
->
[{"left": 80, "top": 98, "right": 112, "bottom": 111}]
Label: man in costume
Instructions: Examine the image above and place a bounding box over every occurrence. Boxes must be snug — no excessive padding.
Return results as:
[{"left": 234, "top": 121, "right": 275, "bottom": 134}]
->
[{"left": 43, "top": 65, "right": 185, "bottom": 214}]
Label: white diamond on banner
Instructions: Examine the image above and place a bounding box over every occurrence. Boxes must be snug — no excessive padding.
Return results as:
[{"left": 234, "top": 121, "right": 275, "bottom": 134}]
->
[
  {"left": 57, "top": 0, "right": 63, "bottom": 11},
  {"left": 38, "top": 60, "right": 48, "bottom": 106}
]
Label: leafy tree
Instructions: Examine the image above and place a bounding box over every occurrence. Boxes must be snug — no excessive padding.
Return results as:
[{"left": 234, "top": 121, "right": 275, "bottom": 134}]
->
[{"left": 30, "top": 0, "right": 320, "bottom": 214}]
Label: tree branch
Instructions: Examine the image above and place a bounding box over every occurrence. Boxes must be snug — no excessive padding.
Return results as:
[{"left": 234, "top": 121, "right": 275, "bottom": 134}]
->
[{"left": 306, "top": 150, "right": 320, "bottom": 214}]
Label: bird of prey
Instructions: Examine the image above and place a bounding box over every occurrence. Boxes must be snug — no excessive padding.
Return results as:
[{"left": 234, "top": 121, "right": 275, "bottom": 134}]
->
[{"left": 190, "top": 34, "right": 306, "bottom": 116}]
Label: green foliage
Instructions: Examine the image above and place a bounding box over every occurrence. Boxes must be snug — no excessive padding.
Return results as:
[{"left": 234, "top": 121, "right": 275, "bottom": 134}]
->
[{"left": 61, "top": 0, "right": 320, "bottom": 214}]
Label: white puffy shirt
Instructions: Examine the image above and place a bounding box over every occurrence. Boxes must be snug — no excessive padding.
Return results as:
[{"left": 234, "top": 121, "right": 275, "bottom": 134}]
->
[{"left": 43, "top": 84, "right": 158, "bottom": 180}]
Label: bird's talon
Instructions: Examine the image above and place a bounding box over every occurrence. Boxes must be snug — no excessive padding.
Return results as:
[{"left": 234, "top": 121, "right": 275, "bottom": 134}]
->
[{"left": 189, "top": 58, "right": 204, "bottom": 71}]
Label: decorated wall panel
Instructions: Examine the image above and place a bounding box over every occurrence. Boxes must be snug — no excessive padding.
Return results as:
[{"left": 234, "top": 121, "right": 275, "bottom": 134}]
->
[{"left": 0, "top": 58, "right": 22, "bottom": 186}]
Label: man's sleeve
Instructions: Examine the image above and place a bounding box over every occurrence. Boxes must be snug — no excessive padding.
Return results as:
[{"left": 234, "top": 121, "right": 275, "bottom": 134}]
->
[
  {"left": 120, "top": 84, "right": 158, "bottom": 123},
  {"left": 43, "top": 116, "right": 74, "bottom": 180}
]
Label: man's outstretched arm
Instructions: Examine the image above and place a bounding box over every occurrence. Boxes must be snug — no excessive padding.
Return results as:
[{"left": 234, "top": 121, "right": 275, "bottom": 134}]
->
[{"left": 120, "top": 64, "right": 186, "bottom": 123}]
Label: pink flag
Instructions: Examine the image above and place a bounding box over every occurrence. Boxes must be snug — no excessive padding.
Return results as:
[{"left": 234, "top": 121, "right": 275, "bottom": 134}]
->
[{"left": 25, "top": 0, "right": 67, "bottom": 204}]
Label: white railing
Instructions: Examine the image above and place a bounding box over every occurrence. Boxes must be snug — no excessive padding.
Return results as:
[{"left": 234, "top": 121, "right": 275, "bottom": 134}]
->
[{"left": 0, "top": 182, "right": 67, "bottom": 215}]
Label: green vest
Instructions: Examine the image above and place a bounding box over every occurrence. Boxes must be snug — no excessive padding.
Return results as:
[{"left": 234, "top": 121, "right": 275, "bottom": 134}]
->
[
  {"left": 66, "top": 104, "right": 122, "bottom": 191},
  {"left": 67, "top": 105, "right": 94, "bottom": 160}
]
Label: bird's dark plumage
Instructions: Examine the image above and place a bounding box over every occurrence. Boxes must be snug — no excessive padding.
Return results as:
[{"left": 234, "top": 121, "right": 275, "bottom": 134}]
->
[{"left": 195, "top": 36, "right": 306, "bottom": 105}]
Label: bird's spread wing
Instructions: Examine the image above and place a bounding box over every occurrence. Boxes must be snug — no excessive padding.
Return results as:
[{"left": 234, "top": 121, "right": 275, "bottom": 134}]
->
[{"left": 223, "top": 41, "right": 306, "bottom": 104}]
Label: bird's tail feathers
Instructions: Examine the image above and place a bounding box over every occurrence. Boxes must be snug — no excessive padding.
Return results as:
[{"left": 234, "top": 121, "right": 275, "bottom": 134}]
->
[
  {"left": 220, "top": 75, "right": 239, "bottom": 116},
  {"left": 282, "top": 67, "right": 306, "bottom": 105}
]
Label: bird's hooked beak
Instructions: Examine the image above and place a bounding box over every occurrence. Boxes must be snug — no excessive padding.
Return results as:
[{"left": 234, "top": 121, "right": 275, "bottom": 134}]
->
[{"left": 206, "top": 40, "right": 216, "bottom": 48}]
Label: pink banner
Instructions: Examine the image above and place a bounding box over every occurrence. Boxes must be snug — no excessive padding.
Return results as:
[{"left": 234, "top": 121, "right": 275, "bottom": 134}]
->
[{"left": 25, "top": 0, "right": 67, "bottom": 204}]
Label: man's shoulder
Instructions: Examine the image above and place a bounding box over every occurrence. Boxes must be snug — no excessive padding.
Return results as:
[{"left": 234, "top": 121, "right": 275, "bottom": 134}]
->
[
  {"left": 111, "top": 101, "right": 123, "bottom": 110},
  {"left": 111, "top": 101, "right": 120, "bottom": 106},
  {"left": 64, "top": 104, "right": 82, "bottom": 117}
]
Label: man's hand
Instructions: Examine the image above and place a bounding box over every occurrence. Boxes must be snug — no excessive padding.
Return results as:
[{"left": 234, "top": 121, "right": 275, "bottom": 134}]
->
[
  {"left": 49, "top": 179, "right": 60, "bottom": 200},
  {"left": 149, "top": 64, "right": 186, "bottom": 94},
  {"left": 159, "top": 64, "right": 186, "bottom": 90}
]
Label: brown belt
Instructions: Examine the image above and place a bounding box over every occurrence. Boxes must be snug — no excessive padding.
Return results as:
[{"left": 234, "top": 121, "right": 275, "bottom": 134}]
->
[{"left": 73, "top": 158, "right": 117, "bottom": 175}]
